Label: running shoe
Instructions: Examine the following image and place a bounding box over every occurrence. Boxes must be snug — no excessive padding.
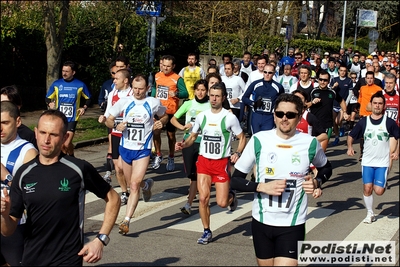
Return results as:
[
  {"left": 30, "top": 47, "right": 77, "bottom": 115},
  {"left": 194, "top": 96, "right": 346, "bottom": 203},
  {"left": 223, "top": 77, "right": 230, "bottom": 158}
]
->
[
  {"left": 118, "top": 220, "right": 129, "bottom": 235},
  {"left": 142, "top": 179, "right": 154, "bottom": 202},
  {"left": 339, "top": 127, "right": 345, "bottom": 137},
  {"left": 152, "top": 155, "right": 163, "bottom": 169},
  {"left": 166, "top": 156, "right": 175, "bottom": 172},
  {"left": 180, "top": 203, "right": 191, "bottom": 215},
  {"left": 197, "top": 230, "right": 212, "bottom": 245},
  {"left": 332, "top": 137, "right": 340, "bottom": 146},
  {"left": 102, "top": 171, "right": 112, "bottom": 184},
  {"left": 228, "top": 190, "right": 238, "bottom": 211},
  {"left": 120, "top": 192, "right": 129, "bottom": 206},
  {"left": 363, "top": 212, "right": 376, "bottom": 224}
]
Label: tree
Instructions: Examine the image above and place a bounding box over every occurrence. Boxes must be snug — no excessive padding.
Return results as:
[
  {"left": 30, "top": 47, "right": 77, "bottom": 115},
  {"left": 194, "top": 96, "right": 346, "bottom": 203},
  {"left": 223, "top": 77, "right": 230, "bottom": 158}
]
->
[{"left": 44, "top": 1, "right": 69, "bottom": 90}]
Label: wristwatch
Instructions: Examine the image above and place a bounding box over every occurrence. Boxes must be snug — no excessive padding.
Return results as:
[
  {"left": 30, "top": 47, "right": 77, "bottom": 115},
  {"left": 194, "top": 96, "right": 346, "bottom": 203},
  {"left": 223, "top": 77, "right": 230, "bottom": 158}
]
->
[
  {"left": 96, "top": 234, "right": 110, "bottom": 246},
  {"left": 235, "top": 151, "right": 242, "bottom": 157},
  {"left": 3, "top": 174, "right": 13, "bottom": 185}
]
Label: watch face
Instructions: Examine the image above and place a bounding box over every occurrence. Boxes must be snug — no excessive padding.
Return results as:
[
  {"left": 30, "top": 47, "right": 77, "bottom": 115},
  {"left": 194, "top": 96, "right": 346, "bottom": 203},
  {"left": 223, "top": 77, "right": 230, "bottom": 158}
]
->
[{"left": 5, "top": 174, "right": 13, "bottom": 182}]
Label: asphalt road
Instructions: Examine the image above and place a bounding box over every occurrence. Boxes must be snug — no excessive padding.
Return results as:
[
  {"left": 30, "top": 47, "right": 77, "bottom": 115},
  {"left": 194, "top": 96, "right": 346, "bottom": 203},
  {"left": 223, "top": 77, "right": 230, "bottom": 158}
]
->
[
  {"left": 21, "top": 107, "right": 399, "bottom": 266},
  {"left": 76, "top": 133, "right": 398, "bottom": 266}
]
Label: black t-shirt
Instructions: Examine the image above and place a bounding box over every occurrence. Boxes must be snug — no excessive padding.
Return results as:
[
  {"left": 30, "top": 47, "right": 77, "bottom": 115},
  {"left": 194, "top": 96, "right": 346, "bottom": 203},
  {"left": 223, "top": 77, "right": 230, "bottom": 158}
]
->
[
  {"left": 309, "top": 87, "right": 343, "bottom": 128},
  {"left": 17, "top": 124, "right": 37, "bottom": 149},
  {"left": 9, "top": 155, "right": 111, "bottom": 266}
]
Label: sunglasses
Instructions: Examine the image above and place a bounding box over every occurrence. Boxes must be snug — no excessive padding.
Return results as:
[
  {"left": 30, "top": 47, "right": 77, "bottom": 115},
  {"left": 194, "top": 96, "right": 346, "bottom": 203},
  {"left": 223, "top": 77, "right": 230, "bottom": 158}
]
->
[
  {"left": 263, "top": 71, "right": 274, "bottom": 74},
  {"left": 275, "top": 111, "right": 299, "bottom": 119},
  {"left": 318, "top": 78, "right": 329, "bottom": 82},
  {"left": 386, "top": 65, "right": 391, "bottom": 67}
]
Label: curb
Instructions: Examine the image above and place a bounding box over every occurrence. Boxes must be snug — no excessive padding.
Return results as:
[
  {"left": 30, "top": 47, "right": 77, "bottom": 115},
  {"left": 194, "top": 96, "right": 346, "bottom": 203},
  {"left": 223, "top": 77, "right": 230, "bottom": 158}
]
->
[{"left": 74, "top": 136, "right": 109, "bottom": 149}]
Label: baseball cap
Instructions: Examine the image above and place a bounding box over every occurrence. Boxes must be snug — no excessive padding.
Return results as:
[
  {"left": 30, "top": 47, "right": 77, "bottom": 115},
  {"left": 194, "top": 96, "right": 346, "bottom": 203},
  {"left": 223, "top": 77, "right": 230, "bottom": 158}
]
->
[
  {"left": 383, "top": 57, "right": 388, "bottom": 62},
  {"left": 370, "top": 52, "right": 376, "bottom": 56},
  {"left": 366, "top": 55, "right": 373, "bottom": 59},
  {"left": 365, "top": 59, "right": 372, "bottom": 64},
  {"left": 324, "top": 52, "right": 329, "bottom": 56}
]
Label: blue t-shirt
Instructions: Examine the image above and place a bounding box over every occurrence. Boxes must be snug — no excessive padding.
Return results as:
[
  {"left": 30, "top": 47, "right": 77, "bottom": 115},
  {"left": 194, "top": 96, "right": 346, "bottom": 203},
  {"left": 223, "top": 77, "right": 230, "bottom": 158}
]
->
[{"left": 46, "top": 78, "right": 91, "bottom": 122}]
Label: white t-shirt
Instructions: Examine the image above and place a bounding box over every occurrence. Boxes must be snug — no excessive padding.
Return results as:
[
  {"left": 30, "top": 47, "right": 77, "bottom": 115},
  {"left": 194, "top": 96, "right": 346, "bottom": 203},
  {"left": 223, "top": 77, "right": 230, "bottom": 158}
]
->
[
  {"left": 277, "top": 75, "right": 298, "bottom": 93},
  {"left": 192, "top": 108, "right": 242, "bottom": 159},
  {"left": 246, "top": 70, "right": 264, "bottom": 90},
  {"left": 362, "top": 115, "right": 390, "bottom": 167},
  {"left": 104, "top": 87, "right": 133, "bottom": 135},
  {"left": 222, "top": 75, "right": 246, "bottom": 109},
  {"left": 234, "top": 129, "right": 327, "bottom": 226},
  {"left": 108, "top": 96, "right": 166, "bottom": 150}
]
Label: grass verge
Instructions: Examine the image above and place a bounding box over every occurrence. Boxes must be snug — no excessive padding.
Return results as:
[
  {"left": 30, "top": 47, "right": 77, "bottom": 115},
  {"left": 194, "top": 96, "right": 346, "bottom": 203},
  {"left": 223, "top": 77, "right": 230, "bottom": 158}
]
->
[{"left": 29, "top": 118, "right": 108, "bottom": 143}]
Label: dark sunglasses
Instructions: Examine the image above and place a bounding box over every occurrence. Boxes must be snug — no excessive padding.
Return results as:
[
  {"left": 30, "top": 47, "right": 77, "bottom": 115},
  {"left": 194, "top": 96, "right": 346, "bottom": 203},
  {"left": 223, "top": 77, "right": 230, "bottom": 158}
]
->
[
  {"left": 263, "top": 71, "right": 274, "bottom": 74},
  {"left": 275, "top": 111, "right": 299, "bottom": 119},
  {"left": 318, "top": 78, "right": 329, "bottom": 82},
  {"left": 385, "top": 65, "right": 391, "bottom": 67}
]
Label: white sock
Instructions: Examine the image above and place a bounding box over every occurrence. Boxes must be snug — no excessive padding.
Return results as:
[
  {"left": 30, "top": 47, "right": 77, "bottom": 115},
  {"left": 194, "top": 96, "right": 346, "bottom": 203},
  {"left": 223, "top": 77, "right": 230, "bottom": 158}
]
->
[
  {"left": 124, "top": 217, "right": 130, "bottom": 222},
  {"left": 363, "top": 194, "right": 374, "bottom": 214},
  {"left": 185, "top": 202, "right": 191, "bottom": 209}
]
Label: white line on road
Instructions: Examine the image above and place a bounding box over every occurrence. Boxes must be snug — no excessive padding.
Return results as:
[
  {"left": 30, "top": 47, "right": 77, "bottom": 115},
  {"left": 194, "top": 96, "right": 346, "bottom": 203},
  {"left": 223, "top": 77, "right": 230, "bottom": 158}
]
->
[{"left": 343, "top": 214, "right": 399, "bottom": 241}]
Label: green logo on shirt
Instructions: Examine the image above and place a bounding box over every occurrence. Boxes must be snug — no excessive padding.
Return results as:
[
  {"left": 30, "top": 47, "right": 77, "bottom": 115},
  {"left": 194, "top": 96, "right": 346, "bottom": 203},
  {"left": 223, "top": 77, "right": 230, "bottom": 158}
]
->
[{"left": 59, "top": 178, "right": 71, "bottom": 192}]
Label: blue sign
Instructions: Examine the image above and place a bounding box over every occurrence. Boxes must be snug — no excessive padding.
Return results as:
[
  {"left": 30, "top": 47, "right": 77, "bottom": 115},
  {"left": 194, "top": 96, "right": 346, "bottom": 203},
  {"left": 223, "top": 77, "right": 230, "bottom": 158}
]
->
[{"left": 136, "top": 1, "right": 162, "bottom": 17}]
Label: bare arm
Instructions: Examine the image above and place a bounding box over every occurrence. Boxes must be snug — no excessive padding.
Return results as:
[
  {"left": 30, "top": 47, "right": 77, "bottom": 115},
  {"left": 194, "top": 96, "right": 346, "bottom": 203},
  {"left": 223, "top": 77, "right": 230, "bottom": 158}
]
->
[
  {"left": 175, "top": 132, "right": 199, "bottom": 151},
  {"left": 105, "top": 114, "right": 116, "bottom": 129},
  {"left": 78, "top": 188, "right": 120, "bottom": 263},
  {"left": 1, "top": 188, "right": 19, "bottom": 237},
  {"left": 170, "top": 116, "right": 192, "bottom": 131},
  {"left": 23, "top": 148, "right": 38, "bottom": 164},
  {"left": 347, "top": 135, "right": 355, "bottom": 156},
  {"left": 230, "top": 132, "right": 246, "bottom": 164}
]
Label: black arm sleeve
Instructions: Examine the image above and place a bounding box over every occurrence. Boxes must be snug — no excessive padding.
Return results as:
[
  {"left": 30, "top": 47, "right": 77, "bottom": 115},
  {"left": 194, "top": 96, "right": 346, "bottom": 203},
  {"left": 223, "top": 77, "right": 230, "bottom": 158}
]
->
[
  {"left": 231, "top": 169, "right": 258, "bottom": 192},
  {"left": 84, "top": 99, "right": 92, "bottom": 107},
  {"left": 315, "top": 160, "right": 332, "bottom": 185}
]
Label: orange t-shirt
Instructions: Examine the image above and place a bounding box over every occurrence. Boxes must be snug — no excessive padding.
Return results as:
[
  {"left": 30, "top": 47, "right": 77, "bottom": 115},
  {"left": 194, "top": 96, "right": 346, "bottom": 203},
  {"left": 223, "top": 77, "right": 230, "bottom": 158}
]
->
[{"left": 358, "top": 84, "right": 382, "bottom": 116}]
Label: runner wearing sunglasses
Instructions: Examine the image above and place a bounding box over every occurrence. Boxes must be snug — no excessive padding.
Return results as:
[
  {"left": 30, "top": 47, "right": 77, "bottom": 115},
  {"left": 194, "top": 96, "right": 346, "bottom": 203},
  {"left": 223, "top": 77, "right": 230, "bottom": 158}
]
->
[{"left": 309, "top": 70, "right": 349, "bottom": 151}]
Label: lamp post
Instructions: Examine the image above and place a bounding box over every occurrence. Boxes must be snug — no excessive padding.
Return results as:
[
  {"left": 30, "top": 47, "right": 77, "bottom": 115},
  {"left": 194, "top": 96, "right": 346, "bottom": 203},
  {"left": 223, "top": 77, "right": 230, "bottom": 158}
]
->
[{"left": 340, "top": 1, "right": 347, "bottom": 48}]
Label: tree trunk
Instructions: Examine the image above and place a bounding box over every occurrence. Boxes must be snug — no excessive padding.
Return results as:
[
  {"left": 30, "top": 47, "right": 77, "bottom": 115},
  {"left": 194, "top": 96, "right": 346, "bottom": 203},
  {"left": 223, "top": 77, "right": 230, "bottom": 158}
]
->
[
  {"left": 44, "top": 0, "right": 70, "bottom": 92},
  {"left": 269, "top": 2, "right": 278, "bottom": 37},
  {"left": 316, "top": 0, "right": 329, "bottom": 40}
]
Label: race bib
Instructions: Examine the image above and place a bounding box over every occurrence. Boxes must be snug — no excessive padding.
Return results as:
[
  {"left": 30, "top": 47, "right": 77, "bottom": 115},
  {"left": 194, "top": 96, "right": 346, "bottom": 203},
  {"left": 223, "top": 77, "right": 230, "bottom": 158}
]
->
[
  {"left": 157, "top": 85, "right": 169, "bottom": 100},
  {"left": 126, "top": 123, "right": 145, "bottom": 142},
  {"left": 203, "top": 135, "right": 222, "bottom": 156},
  {"left": 262, "top": 179, "right": 297, "bottom": 213},
  {"left": 350, "top": 95, "right": 358, "bottom": 104},
  {"left": 112, "top": 117, "right": 123, "bottom": 133},
  {"left": 256, "top": 97, "right": 272, "bottom": 112},
  {"left": 60, "top": 102, "right": 74, "bottom": 118},
  {"left": 226, "top": 88, "right": 233, "bottom": 99},
  {"left": 385, "top": 107, "right": 398, "bottom": 121}
]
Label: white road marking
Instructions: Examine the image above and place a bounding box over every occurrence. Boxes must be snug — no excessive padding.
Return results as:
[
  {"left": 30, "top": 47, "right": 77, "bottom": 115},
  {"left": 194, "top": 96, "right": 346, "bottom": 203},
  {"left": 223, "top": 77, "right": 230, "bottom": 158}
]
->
[
  {"left": 343, "top": 214, "right": 399, "bottom": 241},
  {"left": 168, "top": 199, "right": 253, "bottom": 233}
]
